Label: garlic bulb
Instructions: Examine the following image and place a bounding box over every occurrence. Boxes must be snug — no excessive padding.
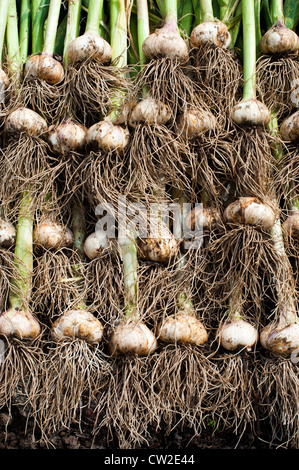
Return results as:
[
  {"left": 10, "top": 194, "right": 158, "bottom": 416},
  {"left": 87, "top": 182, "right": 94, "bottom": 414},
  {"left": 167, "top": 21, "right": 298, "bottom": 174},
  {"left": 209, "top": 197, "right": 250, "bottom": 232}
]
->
[
  {"left": 231, "top": 99, "right": 271, "bottom": 127},
  {"left": 34, "top": 219, "right": 74, "bottom": 250},
  {"left": 0, "top": 68, "right": 9, "bottom": 90},
  {"left": 0, "top": 219, "right": 16, "bottom": 248},
  {"left": 260, "top": 24, "right": 299, "bottom": 55},
  {"left": 87, "top": 121, "right": 130, "bottom": 152},
  {"left": 109, "top": 320, "right": 157, "bottom": 356},
  {"left": 224, "top": 197, "right": 276, "bottom": 232},
  {"left": 282, "top": 212, "right": 299, "bottom": 240},
  {"left": 51, "top": 309, "right": 104, "bottom": 343},
  {"left": 280, "top": 110, "right": 299, "bottom": 142},
  {"left": 142, "top": 25, "right": 189, "bottom": 63},
  {"left": 219, "top": 318, "right": 258, "bottom": 351},
  {"left": 185, "top": 206, "right": 220, "bottom": 232},
  {"left": 128, "top": 97, "right": 172, "bottom": 127},
  {"left": 190, "top": 20, "right": 231, "bottom": 49},
  {"left": 0, "top": 308, "right": 41, "bottom": 340},
  {"left": 4, "top": 108, "right": 48, "bottom": 136},
  {"left": 84, "top": 231, "right": 109, "bottom": 260},
  {"left": 24, "top": 54, "right": 64, "bottom": 85},
  {"left": 260, "top": 322, "right": 299, "bottom": 356},
  {"left": 157, "top": 313, "right": 208, "bottom": 346},
  {"left": 176, "top": 108, "right": 216, "bottom": 138},
  {"left": 138, "top": 224, "right": 178, "bottom": 263},
  {"left": 67, "top": 32, "right": 112, "bottom": 64},
  {"left": 48, "top": 121, "right": 87, "bottom": 154}
]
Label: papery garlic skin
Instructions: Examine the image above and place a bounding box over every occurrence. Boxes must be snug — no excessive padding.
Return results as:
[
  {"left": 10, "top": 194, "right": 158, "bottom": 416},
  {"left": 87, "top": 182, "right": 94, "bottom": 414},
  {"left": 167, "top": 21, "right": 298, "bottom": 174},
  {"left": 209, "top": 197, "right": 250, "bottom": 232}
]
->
[
  {"left": 231, "top": 99, "right": 271, "bottom": 127},
  {"left": 260, "top": 24, "right": 299, "bottom": 55},
  {"left": 67, "top": 32, "right": 112, "bottom": 64},
  {"left": 34, "top": 220, "right": 74, "bottom": 250},
  {"left": 190, "top": 20, "right": 231, "bottom": 49},
  {"left": 158, "top": 313, "right": 208, "bottom": 346},
  {"left": 4, "top": 108, "right": 48, "bottom": 136},
  {"left": 224, "top": 197, "right": 276, "bottom": 232},
  {"left": 87, "top": 121, "right": 130, "bottom": 152},
  {"left": 48, "top": 121, "right": 87, "bottom": 154},
  {"left": 51, "top": 309, "right": 104, "bottom": 343},
  {"left": 219, "top": 319, "right": 258, "bottom": 351},
  {"left": 0, "top": 308, "right": 41, "bottom": 340},
  {"left": 109, "top": 320, "right": 157, "bottom": 356},
  {"left": 24, "top": 54, "right": 64, "bottom": 85}
]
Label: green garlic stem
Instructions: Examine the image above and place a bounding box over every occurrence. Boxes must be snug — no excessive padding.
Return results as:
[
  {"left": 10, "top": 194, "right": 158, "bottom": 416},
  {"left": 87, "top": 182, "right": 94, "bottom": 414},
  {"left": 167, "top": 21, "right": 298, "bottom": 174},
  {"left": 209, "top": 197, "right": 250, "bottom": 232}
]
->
[
  {"left": 137, "top": 0, "right": 150, "bottom": 67},
  {"left": 164, "top": 0, "right": 178, "bottom": 24},
  {"left": 85, "top": 0, "right": 103, "bottom": 34},
  {"left": 271, "top": 0, "right": 284, "bottom": 24},
  {"left": 19, "top": 0, "right": 31, "bottom": 64},
  {"left": 6, "top": 0, "right": 21, "bottom": 76},
  {"left": 0, "top": 0, "right": 10, "bottom": 66},
  {"left": 118, "top": 230, "right": 139, "bottom": 319},
  {"left": 200, "top": 0, "right": 215, "bottom": 23},
  {"left": 63, "top": 0, "right": 82, "bottom": 66},
  {"left": 242, "top": 0, "right": 256, "bottom": 101},
  {"left": 9, "top": 192, "right": 33, "bottom": 309},
  {"left": 106, "top": 0, "right": 127, "bottom": 123},
  {"left": 32, "top": 0, "right": 49, "bottom": 55},
  {"left": 42, "top": 0, "right": 62, "bottom": 55}
]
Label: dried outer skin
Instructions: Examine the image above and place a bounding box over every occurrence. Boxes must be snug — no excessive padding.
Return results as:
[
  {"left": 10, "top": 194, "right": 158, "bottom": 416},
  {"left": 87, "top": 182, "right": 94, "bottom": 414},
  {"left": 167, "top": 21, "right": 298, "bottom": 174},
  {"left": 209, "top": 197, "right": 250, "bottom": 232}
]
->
[
  {"left": 0, "top": 219, "right": 16, "bottom": 248},
  {"left": 260, "top": 322, "right": 299, "bottom": 355},
  {"left": 0, "top": 308, "right": 41, "bottom": 340},
  {"left": 157, "top": 313, "right": 208, "bottom": 346},
  {"left": 33, "top": 220, "right": 74, "bottom": 250},
  {"left": 219, "top": 319, "right": 258, "bottom": 351},
  {"left": 138, "top": 226, "right": 179, "bottom": 263},
  {"left": 280, "top": 110, "right": 299, "bottom": 142},
  {"left": 48, "top": 121, "right": 87, "bottom": 154},
  {"left": 87, "top": 121, "right": 130, "bottom": 152},
  {"left": 4, "top": 107, "right": 48, "bottom": 136},
  {"left": 128, "top": 97, "right": 172, "bottom": 127},
  {"left": 67, "top": 32, "right": 112, "bottom": 64},
  {"left": 190, "top": 20, "right": 231, "bottom": 49},
  {"left": 185, "top": 206, "right": 220, "bottom": 231},
  {"left": 176, "top": 108, "right": 216, "bottom": 138},
  {"left": 282, "top": 212, "right": 299, "bottom": 240},
  {"left": 84, "top": 231, "right": 108, "bottom": 260},
  {"left": 142, "top": 27, "right": 189, "bottom": 63},
  {"left": 231, "top": 99, "right": 271, "bottom": 127},
  {"left": 24, "top": 54, "right": 65, "bottom": 85},
  {"left": 108, "top": 320, "right": 157, "bottom": 356},
  {"left": 260, "top": 24, "right": 299, "bottom": 55},
  {"left": 51, "top": 309, "right": 104, "bottom": 343},
  {"left": 224, "top": 197, "right": 276, "bottom": 232},
  {"left": 0, "top": 68, "right": 9, "bottom": 89}
]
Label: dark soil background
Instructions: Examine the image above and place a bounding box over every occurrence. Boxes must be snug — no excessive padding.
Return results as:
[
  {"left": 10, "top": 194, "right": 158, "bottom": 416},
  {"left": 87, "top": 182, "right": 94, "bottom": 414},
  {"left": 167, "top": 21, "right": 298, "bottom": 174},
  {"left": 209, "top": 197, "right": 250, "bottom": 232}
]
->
[{"left": 0, "top": 404, "right": 295, "bottom": 450}]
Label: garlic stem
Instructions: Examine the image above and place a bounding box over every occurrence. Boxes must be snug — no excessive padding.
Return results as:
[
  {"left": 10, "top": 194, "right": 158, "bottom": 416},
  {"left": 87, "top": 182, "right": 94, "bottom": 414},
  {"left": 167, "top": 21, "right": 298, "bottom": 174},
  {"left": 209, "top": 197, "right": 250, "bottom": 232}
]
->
[
  {"left": 271, "top": 0, "right": 284, "bottom": 25},
  {"left": 19, "top": 0, "right": 31, "bottom": 64},
  {"left": 42, "top": 0, "right": 62, "bottom": 56},
  {"left": 242, "top": 0, "right": 256, "bottom": 101},
  {"left": 85, "top": 0, "right": 103, "bottom": 35},
  {"left": 0, "top": 0, "right": 10, "bottom": 67},
  {"left": 9, "top": 191, "right": 33, "bottom": 309},
  {"left": 200, "top": 0, "right": 215, "bottom": 23},
  {"left": 63, "top": 0, "right": 82, "bottom": 66},
  {"left": 137, "top": 0, "right": 150, "bottom": 67},
  {"left": 6, "top": 0, "right": 21, "bottom": 77},
  {"left": 105, "top": 0, "right": 127, "bottom": 123},
  {"left": 118, "top": 230, "right": 139, "bottom": 320}
]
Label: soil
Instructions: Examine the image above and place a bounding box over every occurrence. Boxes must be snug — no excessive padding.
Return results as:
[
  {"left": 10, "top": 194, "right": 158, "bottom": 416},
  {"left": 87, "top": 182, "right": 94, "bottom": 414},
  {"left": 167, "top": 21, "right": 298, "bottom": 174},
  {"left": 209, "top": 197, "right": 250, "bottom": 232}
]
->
[{"left": 0, "top": 404, "right": 294, "bottom": 450}]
